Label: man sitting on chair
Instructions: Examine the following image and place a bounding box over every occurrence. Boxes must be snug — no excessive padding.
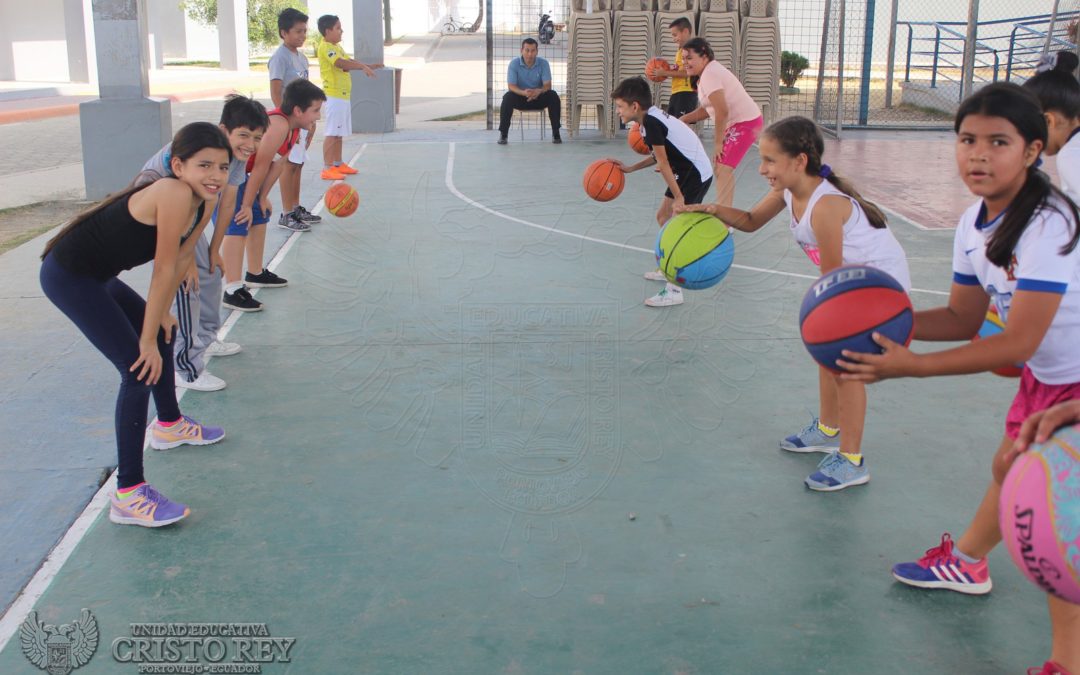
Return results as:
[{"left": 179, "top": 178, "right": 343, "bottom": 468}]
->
[{"left": 498, "top": 38, "right": 562, "bottom": 145}]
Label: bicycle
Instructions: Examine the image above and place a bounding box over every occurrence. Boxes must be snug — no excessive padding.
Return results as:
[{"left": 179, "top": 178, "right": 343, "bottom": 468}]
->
[{"left": 442, "top": 15, "right": 474, "bottom": 34}]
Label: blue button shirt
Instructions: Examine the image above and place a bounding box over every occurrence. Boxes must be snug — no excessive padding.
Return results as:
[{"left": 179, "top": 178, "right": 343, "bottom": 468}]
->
[{"left": 507, "top": 56, "right": 552, "bottom": 90}]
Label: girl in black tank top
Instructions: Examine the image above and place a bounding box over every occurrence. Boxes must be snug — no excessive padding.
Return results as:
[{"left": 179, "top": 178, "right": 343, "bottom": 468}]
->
[{"left": 39, "top": 122, "right": 233, "bottom": 528}]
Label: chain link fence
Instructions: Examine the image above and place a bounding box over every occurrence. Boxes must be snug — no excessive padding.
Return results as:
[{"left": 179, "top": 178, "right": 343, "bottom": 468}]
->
[{"left": 487, "top": 0, "right": 1078, "bottom": 133}]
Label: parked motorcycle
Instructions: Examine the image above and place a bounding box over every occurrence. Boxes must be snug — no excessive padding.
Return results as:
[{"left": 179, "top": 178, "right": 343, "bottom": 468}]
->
[{"left": 538, "top": 11, "right": 555, "bottom": 44}]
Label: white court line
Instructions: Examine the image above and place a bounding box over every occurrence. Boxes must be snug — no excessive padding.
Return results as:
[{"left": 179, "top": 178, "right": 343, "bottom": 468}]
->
[
  {"left": 443, "top": 142, "right": 950, "bottom": 297},
  {"left": 0, "top": 143, "right": 368, "bottom": 653}
]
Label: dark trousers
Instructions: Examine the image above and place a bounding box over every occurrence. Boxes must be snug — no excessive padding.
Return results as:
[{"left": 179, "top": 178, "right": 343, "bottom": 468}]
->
[
  {"left": 499, "top": 90, "right": 562, "bottom": 136},
  {"left": 667, "top": 91, "right": 700, "bottom": 119},
  {"left": 41, "top": 255, "right": 182, "bottom": 489}
]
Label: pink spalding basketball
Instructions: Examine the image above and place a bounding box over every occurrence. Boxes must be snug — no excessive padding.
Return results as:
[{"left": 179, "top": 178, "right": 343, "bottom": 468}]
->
[{"left": 999, "top": 423, "right": 1080, "bottom": 604}]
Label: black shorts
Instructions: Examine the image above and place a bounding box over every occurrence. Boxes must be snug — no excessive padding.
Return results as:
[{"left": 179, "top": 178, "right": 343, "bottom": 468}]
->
[
  {"left": 666, "top": 91, "right": 700, "bottom": 119},
  {"left": 665, "top": 174, "right": 712, "bottom": 204}
]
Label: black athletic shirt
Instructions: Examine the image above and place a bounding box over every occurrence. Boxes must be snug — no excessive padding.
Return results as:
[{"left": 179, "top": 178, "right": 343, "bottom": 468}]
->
[
  {"left": 50, "top": 192, "right": 204, "bottom": 281},
  {"left": 640, "top": 106, "right": 713, "bottom": 188}
]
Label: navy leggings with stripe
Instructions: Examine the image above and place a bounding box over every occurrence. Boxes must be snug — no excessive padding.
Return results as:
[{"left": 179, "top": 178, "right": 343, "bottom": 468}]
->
[{"left": 40, "top": 254, "right": 182, "bottom": 489}]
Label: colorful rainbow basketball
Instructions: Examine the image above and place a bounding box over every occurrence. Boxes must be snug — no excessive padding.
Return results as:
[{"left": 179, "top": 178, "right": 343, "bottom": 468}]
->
[
  {"left": 972, "top": 306, "right": 1025, "bottom": 377},
  {"left": 583, "top": 159, "right": 625, "bottom": 202},
  {"left": 799, "top": 265, "right": 914, "bottom": 372},
  {"left": 645, "top": 58, "right": 671, "bottom": 82},
  {"left": 627, "top": 122, "right": 649, "bottom": 155},
  {"left": 999, "top": 423, "right": 1080, "bottom": 604},
  {"left": 654, "top": 213, "right": 735, "bottom": 290},
  {"left": 325, "top": 183, "right": 359, "bottom": 217}
]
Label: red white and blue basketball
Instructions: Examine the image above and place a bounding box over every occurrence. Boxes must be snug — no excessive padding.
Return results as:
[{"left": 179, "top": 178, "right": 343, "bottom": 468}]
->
[
  {"left": 973, "top": 306, "right": 1025, "bottom": 378},
  {"left": 999, "top": 423, "right": 1080, "bottom": 604},
  {"left": 798, "top": 265, "right": 914, "bottom": 372},
  {"left": 654, "top": 213, "right": 735, "bottom": 290}
]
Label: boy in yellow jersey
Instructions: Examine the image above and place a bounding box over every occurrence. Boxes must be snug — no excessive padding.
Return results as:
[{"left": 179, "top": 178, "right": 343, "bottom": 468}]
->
[
  {"left": 661, "top": 18, "right": 698, "bottom": 119},
  {"left": 316, "top": 14, "right": 377, "bottom": 180}
]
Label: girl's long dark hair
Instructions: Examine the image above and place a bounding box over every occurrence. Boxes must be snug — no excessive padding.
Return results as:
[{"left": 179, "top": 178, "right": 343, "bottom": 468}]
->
[
  {"left": 1023, "top": 51, "right": 1080, "bottom": 118},
  {"left": 956, "top": 82, "right": 1080, "bottom": 268},
  {"left": 764, "top": 115, "right": 888, "bottom": 229},
  {"left": 42, "top": 122, "right": 232, "bottom": 260}
]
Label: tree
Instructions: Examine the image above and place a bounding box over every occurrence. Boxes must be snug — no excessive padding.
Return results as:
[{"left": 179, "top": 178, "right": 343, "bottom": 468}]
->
[
  {"left": 180, "top": 0, "right": 309, "bottom": 53},
  {"left": 780, "top": 51, "right": 810, "bottom": 90}
]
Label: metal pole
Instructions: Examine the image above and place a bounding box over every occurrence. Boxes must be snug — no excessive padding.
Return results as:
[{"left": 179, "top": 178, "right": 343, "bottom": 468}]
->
[
  {"left": 836, "top": 0, "right": 846, "bottom": 137},
  {"left": 960, "top": 0, "right": 979, "bottom": 101},
  {"left": 486, "top": 0, "right": 494, "bottom": 130},
  {"left": 813, "top": 0, "right": 833, "bottom": 125},
  {"left": 1045, "top": 0, "right": 1061, "bottom": 56},
  {"left": 858, "top": 0, "right": 876, "bottom": 125},
  {"left": 885, "top": 0, "right": 899, "bottom": 108}
]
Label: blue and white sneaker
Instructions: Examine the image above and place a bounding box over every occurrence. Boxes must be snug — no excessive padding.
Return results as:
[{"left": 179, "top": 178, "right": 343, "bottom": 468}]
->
[
  {"left": 805, "top": 451, "right": 869, "bottom": 491},
  {"left": 780, "top": 417, "right": 841, "bottom": 453}
]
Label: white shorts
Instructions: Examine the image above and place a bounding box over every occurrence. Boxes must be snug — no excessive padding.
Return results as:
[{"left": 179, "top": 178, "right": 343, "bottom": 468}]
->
[
  {"left": 288, "top": 128, "right": 308, "bottom": 164},
  {"left": 322, "top": 97, "right": 352, "bottom": 137}
]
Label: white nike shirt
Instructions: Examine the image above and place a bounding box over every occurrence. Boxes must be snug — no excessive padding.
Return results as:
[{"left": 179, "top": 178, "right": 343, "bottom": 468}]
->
[{"left": 952, "top": 198, "right": 1080, "bottom": 384}]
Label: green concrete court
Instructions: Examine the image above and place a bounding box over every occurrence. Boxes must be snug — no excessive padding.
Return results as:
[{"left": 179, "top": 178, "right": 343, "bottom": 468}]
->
[{"left": 0, "top": 139, "right": 1049, "bottom": 673}]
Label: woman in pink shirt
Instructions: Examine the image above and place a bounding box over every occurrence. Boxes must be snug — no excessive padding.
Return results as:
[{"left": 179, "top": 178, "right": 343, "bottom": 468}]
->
[{"left": 679, "top": 38, "right": 763, "bottom": 206}]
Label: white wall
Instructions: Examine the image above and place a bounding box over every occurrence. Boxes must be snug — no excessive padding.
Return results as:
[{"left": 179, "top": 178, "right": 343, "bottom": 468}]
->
[
  {"left": 1, "top": 0, "right": 71, "bottom": 82},
  {"left": 147, "top": 0, "right": 220, "bottom": 63}
]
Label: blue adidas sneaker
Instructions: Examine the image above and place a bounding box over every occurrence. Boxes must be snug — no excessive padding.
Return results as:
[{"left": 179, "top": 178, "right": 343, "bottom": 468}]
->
[
  {"left": 780, "top": 417, "right": 841, "bottom": 453},
  {"left": 805, "top": 451, "right": 870, "bottom": 491}
]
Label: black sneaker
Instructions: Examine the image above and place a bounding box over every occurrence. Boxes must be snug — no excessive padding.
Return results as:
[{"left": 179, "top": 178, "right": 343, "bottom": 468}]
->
[
  {"left": 277, "top": 212, "right": 311, "bottom": 232},
  {"left": 222, "top": 286, "right": 263, "bottom": 312},
  {"left": 245, "top": 268, "right": 288, "bottom": 288},
  {"left": 552, "top": 132, "right": 562, "bottom": 144},
  {"left": 497, "top": 135, "right": 508, "bottom": 145},
  {"left": 294, "top": 205, "right": 322, "bottom": 224}
]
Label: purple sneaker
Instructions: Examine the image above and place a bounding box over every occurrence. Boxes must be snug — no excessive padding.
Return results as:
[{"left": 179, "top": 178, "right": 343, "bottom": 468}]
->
[
  {"left": 109, "top": 484, "right": 190, "bottom": 527},
  {"left": 151, "top": 415, "right": 225, "bottom": 450}
]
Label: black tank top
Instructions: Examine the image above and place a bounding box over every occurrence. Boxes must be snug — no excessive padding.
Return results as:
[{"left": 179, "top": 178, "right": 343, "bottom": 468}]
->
[{"left": 50, "top": 192, "right": 204, "bottom": 281}]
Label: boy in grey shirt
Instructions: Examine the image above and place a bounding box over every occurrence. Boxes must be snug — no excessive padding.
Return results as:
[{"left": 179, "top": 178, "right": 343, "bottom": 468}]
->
[{"left": 268, "top": 7, "right": 321, "bottom": 232}]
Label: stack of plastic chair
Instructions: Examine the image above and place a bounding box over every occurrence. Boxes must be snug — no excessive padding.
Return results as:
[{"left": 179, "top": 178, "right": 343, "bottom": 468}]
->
[
  {"left": 738, "top": 0, "right": 779, "bottom": 124},
  {"left": 568, "top": 10, "right": 614, "bottom": 136},
  {"left": 571, "top": 0, "right": 614, "bottom": 11},
  {"left": 697, "top": 0, "right": 739, "bottom": 74},
  {"left": 612, "top": 1, "right": 655, "bottom": 132},
  {"left": 654, "top": 1, "right": 697, "bottom": 111}
]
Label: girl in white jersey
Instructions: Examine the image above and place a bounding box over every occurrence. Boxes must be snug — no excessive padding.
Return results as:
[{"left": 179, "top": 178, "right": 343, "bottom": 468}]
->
[
  {"left": 678, "top": 115, "right": 911, "bottom": 491},
  {"left": 838, "top": 83, "right": 1080, "bottom": 675},
  {"left": 1025, "top": 51, "right": 1080, "bottom": 204}
]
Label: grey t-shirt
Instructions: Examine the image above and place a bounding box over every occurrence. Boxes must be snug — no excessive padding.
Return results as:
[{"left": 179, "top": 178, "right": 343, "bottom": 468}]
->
[
  {"left": 268, "top": 44, "right": 309, "bottom": 86},
  {"left": 135, "top": 142, "right": 246, "bottom": 188}
]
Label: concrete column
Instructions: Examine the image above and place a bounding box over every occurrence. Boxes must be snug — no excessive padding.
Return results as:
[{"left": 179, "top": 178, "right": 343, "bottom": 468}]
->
[
  {"left": 64, "top": 0, "right": 98, "bottom": 84},
  {"left": 79, "top": 0, "right": 171, "bottom": 199},
  {"left": 217, "top": 0, "right": 248, "bottom": 71},
  {"left": 351, "top": 0, "right": 395, "bottom": 132}
]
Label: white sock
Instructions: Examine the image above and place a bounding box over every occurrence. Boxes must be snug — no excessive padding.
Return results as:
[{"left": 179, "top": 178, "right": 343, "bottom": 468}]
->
[
  {"left": 665, "top": 282, "right": 681, "bottom": 294},
  {"left": 224, "top": 281, "right": 243, "bottom": 294},
  {"left": 954, "top": 547, "right": 980, "bottom": 563}
]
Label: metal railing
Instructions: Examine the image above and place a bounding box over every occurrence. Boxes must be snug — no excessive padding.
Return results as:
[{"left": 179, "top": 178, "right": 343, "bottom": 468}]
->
[{"left": 897, "top": 12, "right": 1078, "bottom": 102}]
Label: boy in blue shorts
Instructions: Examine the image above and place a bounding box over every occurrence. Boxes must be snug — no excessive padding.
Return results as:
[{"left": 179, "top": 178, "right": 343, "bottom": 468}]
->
[
  {"left": 222, "top": 79, "right": 326, "bottom": 312},
  {"left": 135, "top": 94, "right": 269, "bottom": 391}
]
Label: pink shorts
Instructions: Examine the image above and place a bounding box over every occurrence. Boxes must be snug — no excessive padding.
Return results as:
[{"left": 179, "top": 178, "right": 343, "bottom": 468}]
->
[
  {"left": 1004, "top": 366, "right": 1080, "bottom": 439},
  {"left": 718, "top": 116, "right": 764, "bottom": 169}
]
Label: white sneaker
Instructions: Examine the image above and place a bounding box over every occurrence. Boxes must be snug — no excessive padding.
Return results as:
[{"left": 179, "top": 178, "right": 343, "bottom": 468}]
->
[
  {"left": 176, "top": 371, "right": 226, "bottom": 392},
  {"left": 645, "top": 284, "right": 684, "bottom": 307},
  {"left": 643, "top": 269, "right": 667, "bottom": 281},
  {"left": 206, "top": 340, "right": 242, "bottom": 357}
]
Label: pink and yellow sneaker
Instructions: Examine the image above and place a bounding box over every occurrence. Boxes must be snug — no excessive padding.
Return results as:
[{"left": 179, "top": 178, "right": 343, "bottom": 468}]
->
[
  {"left": 109, "top": 484, "right": 190, "bottom": 527},
  {"left": 150, "top": 415, "right": 225, "bottom": 450},
  {"left": 891, "top": 533, "right": 992, "bottom": 594}
]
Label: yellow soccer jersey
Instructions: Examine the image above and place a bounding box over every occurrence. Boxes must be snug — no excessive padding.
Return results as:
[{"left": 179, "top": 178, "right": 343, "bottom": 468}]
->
[
  {"left": 671, "top": 48, "right": 692, "bottom": 94},
  {"left": 318, "top": 41, "right": 351, "bottom": 99}
]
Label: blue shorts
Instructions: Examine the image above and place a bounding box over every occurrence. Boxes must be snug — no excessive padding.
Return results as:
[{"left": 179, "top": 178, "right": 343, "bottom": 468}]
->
[{"left": 226, "top": 179, "right": 269, "bottom": 236}]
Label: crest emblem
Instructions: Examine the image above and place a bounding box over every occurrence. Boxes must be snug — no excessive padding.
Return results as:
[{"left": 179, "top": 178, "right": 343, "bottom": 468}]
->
[{"left": 20, "top": 609, "right": 99, "bottom": 675}]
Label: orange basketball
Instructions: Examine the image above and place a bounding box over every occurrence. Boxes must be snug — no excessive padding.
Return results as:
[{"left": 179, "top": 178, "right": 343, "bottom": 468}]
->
[
  {"left": 627, "top": 122, "right": 649, "bottom": 155},
  {"left": 645, "top": 57, "right": 671, "bottom": 83},
  {"left": 325, "top": 183, "right": 359, "bottom": 217},
  {"left": 583, "top": 159, "right": 625, "bottom": 202}
]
